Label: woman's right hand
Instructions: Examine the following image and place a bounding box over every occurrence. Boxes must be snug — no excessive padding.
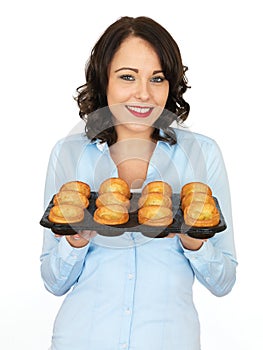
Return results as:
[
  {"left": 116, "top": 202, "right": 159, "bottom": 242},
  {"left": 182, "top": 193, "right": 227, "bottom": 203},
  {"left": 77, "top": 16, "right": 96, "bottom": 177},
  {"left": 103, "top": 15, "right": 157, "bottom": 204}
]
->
[{"left": 55, "top": 230, "right": 97, "bottom": 248}]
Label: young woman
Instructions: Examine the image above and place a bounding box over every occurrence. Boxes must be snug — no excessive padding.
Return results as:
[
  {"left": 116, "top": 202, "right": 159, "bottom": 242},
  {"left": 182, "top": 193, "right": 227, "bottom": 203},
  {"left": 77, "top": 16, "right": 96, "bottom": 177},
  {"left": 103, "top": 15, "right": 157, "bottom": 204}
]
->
[{"left": 41, "top": 16, "right": 237, "bottom": 350}]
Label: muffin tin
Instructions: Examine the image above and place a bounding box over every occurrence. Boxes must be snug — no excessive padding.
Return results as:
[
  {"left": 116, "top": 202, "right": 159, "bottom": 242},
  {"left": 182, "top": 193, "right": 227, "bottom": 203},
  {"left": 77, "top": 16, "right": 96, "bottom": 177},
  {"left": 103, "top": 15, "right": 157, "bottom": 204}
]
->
[{"left": 40, "top": 192, "right": 227, "bottom": 239}]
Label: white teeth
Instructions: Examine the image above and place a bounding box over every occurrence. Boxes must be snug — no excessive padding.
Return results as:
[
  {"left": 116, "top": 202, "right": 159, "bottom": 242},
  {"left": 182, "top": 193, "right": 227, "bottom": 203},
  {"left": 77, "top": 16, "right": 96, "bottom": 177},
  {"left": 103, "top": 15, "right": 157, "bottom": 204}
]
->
[{"left": 127, "top": 106, "right": 151, "bottom": 114}]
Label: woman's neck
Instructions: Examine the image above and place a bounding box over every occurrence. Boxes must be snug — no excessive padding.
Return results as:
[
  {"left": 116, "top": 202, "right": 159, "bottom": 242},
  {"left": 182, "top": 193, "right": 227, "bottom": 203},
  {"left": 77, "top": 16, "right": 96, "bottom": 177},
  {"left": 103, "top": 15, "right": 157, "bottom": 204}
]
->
[
  {"left": 109, "top": 137, "right": 157, "bottom": 189},
  {"left": 114, "top": 124, "right": 155, "bottom": 142}
]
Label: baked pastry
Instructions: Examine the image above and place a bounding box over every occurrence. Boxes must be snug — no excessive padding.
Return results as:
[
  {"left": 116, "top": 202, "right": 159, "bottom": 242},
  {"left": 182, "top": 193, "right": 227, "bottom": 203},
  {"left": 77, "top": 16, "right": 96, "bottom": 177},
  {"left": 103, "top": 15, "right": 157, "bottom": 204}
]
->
[
  {"left": 181, "top": 182, "right": 212, "bottom": 199},
  {"left": 96, "top": 192, "right": 130, "bottom": 209},
  {"left": 138, "top": 206, "right": 173, "bottom": 227},
  {"left": 142, "top": 181, "right": 173, "bottom": 197},
  {"left": 98, "top": 177, "right": 130, "bottom": 198},
  {"left": 60, "top": 181, "right": 91, "bottom": 198},
  {"left": 138, "top": 193, "right": 172, "bottom": 209},
  {"left": 181, "top": 191, "right": 215, "bottom": 211},
  {"left": 93, "top": 204, "right": 129, "bottom": 225},
  {"left": 53, "top": 190, "right": 89, "bottom": 208},
  {"left": 48, "top": 204, "right": 84, "bottom": 224},
  {"left": 184, "top": 202, "right": 220, "bottom": 227}
]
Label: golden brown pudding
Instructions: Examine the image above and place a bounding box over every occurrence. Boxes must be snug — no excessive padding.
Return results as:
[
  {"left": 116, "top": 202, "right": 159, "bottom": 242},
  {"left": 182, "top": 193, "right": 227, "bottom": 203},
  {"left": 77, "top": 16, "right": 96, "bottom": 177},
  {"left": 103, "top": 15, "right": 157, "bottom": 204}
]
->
[
  {"left": 96, "top": 192, "right": 130, "bottom": 209},
  {"left": 98, "top": 178, "right": 130, "bottom": 199},
  {"left": 53, "top": 190, "right": 89, "bottom": 209},
  {"left": 138, "top": 205, "right": 173, "bottom": 227},
  {"left": 142, "top": 181, "right": 172, "bottom": 197},
  {"left": 93, "top": 204, "right": 129, "bottom": 225},
  {"left": 184, "top": 202, "right": 220, "bottom": 227},
  {"left": 181, "top": 182, "right": 212, "bottom": 199},
  {"left": 48, "top": 204, "right": 85, "bottom": 224},
  {"left": 181, "top": 191, "right": 215, "bottom": 211},
  {"left": 60, "top": 181, "right": 91, "bottom": 198},
  {"left": 138, "top": 193, "right": 172, "bottom": 209}
]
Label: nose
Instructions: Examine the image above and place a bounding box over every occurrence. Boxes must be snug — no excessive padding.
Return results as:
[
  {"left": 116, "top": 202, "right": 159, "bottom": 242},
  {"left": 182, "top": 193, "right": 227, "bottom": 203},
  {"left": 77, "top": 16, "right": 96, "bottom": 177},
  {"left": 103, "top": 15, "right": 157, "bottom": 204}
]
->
[{"left": 134, "top": 79, "right": 150, "bottom": 101}]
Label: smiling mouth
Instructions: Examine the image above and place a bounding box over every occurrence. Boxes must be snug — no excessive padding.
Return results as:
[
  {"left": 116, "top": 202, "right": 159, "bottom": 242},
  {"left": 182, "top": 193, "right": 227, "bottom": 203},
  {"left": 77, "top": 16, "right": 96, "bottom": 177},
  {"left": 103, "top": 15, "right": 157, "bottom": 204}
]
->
[{"left": 126, "top": 105, "right": 154, "bottom": 118}]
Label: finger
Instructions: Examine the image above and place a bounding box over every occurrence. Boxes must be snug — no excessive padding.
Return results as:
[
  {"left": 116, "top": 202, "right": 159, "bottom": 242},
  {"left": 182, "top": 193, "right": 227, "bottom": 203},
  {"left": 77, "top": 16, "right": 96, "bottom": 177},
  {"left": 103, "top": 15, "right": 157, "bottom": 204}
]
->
[
  {"left": 177, "top": 233, "right": 208, "bottom": 242},
  {"left": 78, "top": 230, "right": 97, "bottom": 240},
  {"left": 72, "top": 234, "right": 82, "bottom": 240},
  {"left": 165, "top": 233, "right": 176, "bottom": 238}
]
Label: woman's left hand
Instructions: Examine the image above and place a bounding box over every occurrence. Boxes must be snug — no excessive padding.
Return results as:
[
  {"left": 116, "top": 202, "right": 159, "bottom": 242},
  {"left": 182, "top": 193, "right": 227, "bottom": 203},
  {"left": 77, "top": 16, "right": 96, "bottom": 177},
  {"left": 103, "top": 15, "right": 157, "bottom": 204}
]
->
[
  {"left": 55, "top": 230, "right": 97, "bottom": 248},
  {"left": 166, "top": 233, "right": 207, "bottom": 251}
]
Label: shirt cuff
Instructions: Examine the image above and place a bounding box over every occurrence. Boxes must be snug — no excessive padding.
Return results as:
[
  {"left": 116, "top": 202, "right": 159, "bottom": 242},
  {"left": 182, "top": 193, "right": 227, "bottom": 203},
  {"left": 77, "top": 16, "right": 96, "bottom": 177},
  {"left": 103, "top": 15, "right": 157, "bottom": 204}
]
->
[{"left": 57, "top": 236, "right": 90, "bottom": 264}]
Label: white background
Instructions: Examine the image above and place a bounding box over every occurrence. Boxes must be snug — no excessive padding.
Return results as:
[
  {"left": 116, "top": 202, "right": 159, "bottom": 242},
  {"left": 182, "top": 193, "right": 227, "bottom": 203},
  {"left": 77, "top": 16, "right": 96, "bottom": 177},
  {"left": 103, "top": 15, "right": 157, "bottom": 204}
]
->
[{"left": 0, "top": 0, "right": 262, "bottom": 349}]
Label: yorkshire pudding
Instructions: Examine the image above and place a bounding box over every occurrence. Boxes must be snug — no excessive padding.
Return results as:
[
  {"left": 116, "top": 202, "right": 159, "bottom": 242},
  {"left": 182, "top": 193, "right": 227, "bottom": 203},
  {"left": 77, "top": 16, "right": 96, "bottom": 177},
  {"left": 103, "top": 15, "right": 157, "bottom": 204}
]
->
[
  {"left": 184, "top": 201, "right": 220, "bottom": 227},
  {"left": 142, "top": 181, "right": 173, "bottom": 197},
  {"left": 181, "top": 191, "right": 215, "bottom": 211},
  {"left": 98, "top": 178, "right": 130, "bottom": 199},
  {"left": 93, "top": 204, "right": 129, "bottom": 225},
  {"left": 96, "top": 192, "right": 130, "bottom": 209},
  {"left": 60, "top": 181, "right": 91, "bottom": 198},
  {"left": 138, "top": 193, "right": 172, "bottom": 209},
  {"left": 53, "top": 190, "right": 89, "bottom": 209},
  {"left": 138, "top": 205, "right": 173, "bottom": 227},
  {"left": 181, "top": 182, "right": 212, "bottom": 199},
  {"left": 48, "top": 204, "right": 84, "bottom": 224}
]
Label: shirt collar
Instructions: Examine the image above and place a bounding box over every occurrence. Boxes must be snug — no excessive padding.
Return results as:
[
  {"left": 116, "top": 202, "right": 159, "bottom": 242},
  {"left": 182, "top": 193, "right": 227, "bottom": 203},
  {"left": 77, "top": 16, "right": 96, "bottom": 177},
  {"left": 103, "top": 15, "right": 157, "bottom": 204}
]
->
[{"left": 94, "top": 140, "right": 108, "bottom": 152}]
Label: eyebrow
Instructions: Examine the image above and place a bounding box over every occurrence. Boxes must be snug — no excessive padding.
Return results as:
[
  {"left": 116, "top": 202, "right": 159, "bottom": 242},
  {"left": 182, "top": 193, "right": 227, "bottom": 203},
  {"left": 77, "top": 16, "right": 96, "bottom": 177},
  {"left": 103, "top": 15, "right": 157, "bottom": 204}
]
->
[{"left": 114, "top": 67, "right": 164, "bottom": 75}]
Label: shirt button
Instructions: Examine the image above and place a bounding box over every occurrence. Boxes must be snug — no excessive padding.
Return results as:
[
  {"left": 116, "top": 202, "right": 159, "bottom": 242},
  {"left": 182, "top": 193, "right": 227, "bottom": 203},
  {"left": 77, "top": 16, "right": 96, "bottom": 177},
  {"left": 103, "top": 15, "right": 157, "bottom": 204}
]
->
[
  {"left": 121, "top": 343, "right": 128, "bottom": 349},
  {"left": 125, "top": 308, "right": 131, "bottom": 315},
  {"left": 128, "top": 273, "right": 134, "bottom": 279}
]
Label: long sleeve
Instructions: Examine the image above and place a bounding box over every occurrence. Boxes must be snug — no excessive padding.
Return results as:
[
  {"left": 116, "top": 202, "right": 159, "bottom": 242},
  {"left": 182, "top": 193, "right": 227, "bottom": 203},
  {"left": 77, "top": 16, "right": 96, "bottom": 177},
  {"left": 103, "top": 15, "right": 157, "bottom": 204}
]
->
[
  {"left": 182, "top": 240, "right": 237, "bottom": 296},
  {"left": 40, "top": 135, "right": 91, "bottom": 296},
  {"left": 40, "top": 232, "right": 90, "bottom": 296},
  {"left": 180, "top": 138, "right": 237, "bottom": 296}
]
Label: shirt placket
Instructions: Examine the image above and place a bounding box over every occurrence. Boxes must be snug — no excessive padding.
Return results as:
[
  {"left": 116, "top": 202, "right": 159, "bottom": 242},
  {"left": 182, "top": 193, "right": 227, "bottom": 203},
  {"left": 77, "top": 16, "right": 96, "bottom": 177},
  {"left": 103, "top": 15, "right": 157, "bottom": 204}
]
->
[{"left": 119, "top": 234, "right": 137, "bottom": 350}]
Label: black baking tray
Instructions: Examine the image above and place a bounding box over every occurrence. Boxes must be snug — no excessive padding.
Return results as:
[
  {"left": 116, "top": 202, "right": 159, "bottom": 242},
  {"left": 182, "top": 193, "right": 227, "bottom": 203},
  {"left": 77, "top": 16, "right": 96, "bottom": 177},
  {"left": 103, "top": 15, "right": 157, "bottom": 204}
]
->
[{"left": 40, "top": 192, "right": 227, "bottom": 239}]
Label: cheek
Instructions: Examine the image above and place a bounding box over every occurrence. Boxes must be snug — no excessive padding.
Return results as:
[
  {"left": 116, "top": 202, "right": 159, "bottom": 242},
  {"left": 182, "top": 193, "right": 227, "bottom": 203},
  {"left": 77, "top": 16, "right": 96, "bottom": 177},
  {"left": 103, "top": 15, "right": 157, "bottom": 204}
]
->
[
  {"left": 107, "top": 82, "right": 131, "bottom": 105},
  {"left": 156, "top": 86, "right": 169, "bottom": 107},
  {"left": 161, "top": 93, "right": 169, "bottom": 107},
  {"left": 107, "top": 90, "right": 125, "bottom": 106}
]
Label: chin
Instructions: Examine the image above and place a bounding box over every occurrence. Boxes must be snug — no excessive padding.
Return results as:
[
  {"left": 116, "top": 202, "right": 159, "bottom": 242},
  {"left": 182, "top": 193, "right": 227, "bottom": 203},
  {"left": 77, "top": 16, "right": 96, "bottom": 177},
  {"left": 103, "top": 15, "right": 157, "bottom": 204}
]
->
[{"left": 124, "top": 122, "right": 155, "bottom": 134}]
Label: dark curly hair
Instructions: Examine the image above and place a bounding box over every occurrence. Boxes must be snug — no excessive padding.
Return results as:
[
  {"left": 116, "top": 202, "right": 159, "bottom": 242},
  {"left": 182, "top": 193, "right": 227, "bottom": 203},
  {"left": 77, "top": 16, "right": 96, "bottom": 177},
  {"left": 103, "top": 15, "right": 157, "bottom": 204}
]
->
[{"left": 75, "top": 16, "right": 190, "bottom": 145}]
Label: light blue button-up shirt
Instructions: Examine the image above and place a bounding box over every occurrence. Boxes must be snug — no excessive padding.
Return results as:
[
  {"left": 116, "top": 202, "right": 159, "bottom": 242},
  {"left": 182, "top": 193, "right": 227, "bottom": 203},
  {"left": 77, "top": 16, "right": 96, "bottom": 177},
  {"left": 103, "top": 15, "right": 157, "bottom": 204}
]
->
[{"left": 40, "top": 127, "right": 237, "bottom": 350}]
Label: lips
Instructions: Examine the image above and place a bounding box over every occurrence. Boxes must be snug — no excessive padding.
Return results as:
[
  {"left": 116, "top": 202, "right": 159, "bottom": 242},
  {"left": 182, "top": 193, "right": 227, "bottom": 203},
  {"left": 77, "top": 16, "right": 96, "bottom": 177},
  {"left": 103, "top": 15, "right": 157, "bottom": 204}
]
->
[{"left": 126, "top": 105, "right": 154, "bottom": 118}]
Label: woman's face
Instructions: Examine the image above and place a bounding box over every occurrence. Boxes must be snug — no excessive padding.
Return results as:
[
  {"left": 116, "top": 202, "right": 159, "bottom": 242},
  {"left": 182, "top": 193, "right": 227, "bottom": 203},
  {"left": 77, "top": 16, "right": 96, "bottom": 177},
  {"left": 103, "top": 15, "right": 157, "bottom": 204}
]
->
[{"left": 107, "top": 36, "right": 169, "bottom": 139}]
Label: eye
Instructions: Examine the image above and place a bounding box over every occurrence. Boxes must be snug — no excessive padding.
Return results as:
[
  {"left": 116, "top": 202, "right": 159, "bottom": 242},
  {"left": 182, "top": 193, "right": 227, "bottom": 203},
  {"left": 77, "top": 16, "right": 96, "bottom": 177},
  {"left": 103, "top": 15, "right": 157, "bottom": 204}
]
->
[
  {"left": 150, "top": 76, "right": 166, "bottom": 83},
  {"left": 120, "top": 74, "right": 135, "bottom": 81}
]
